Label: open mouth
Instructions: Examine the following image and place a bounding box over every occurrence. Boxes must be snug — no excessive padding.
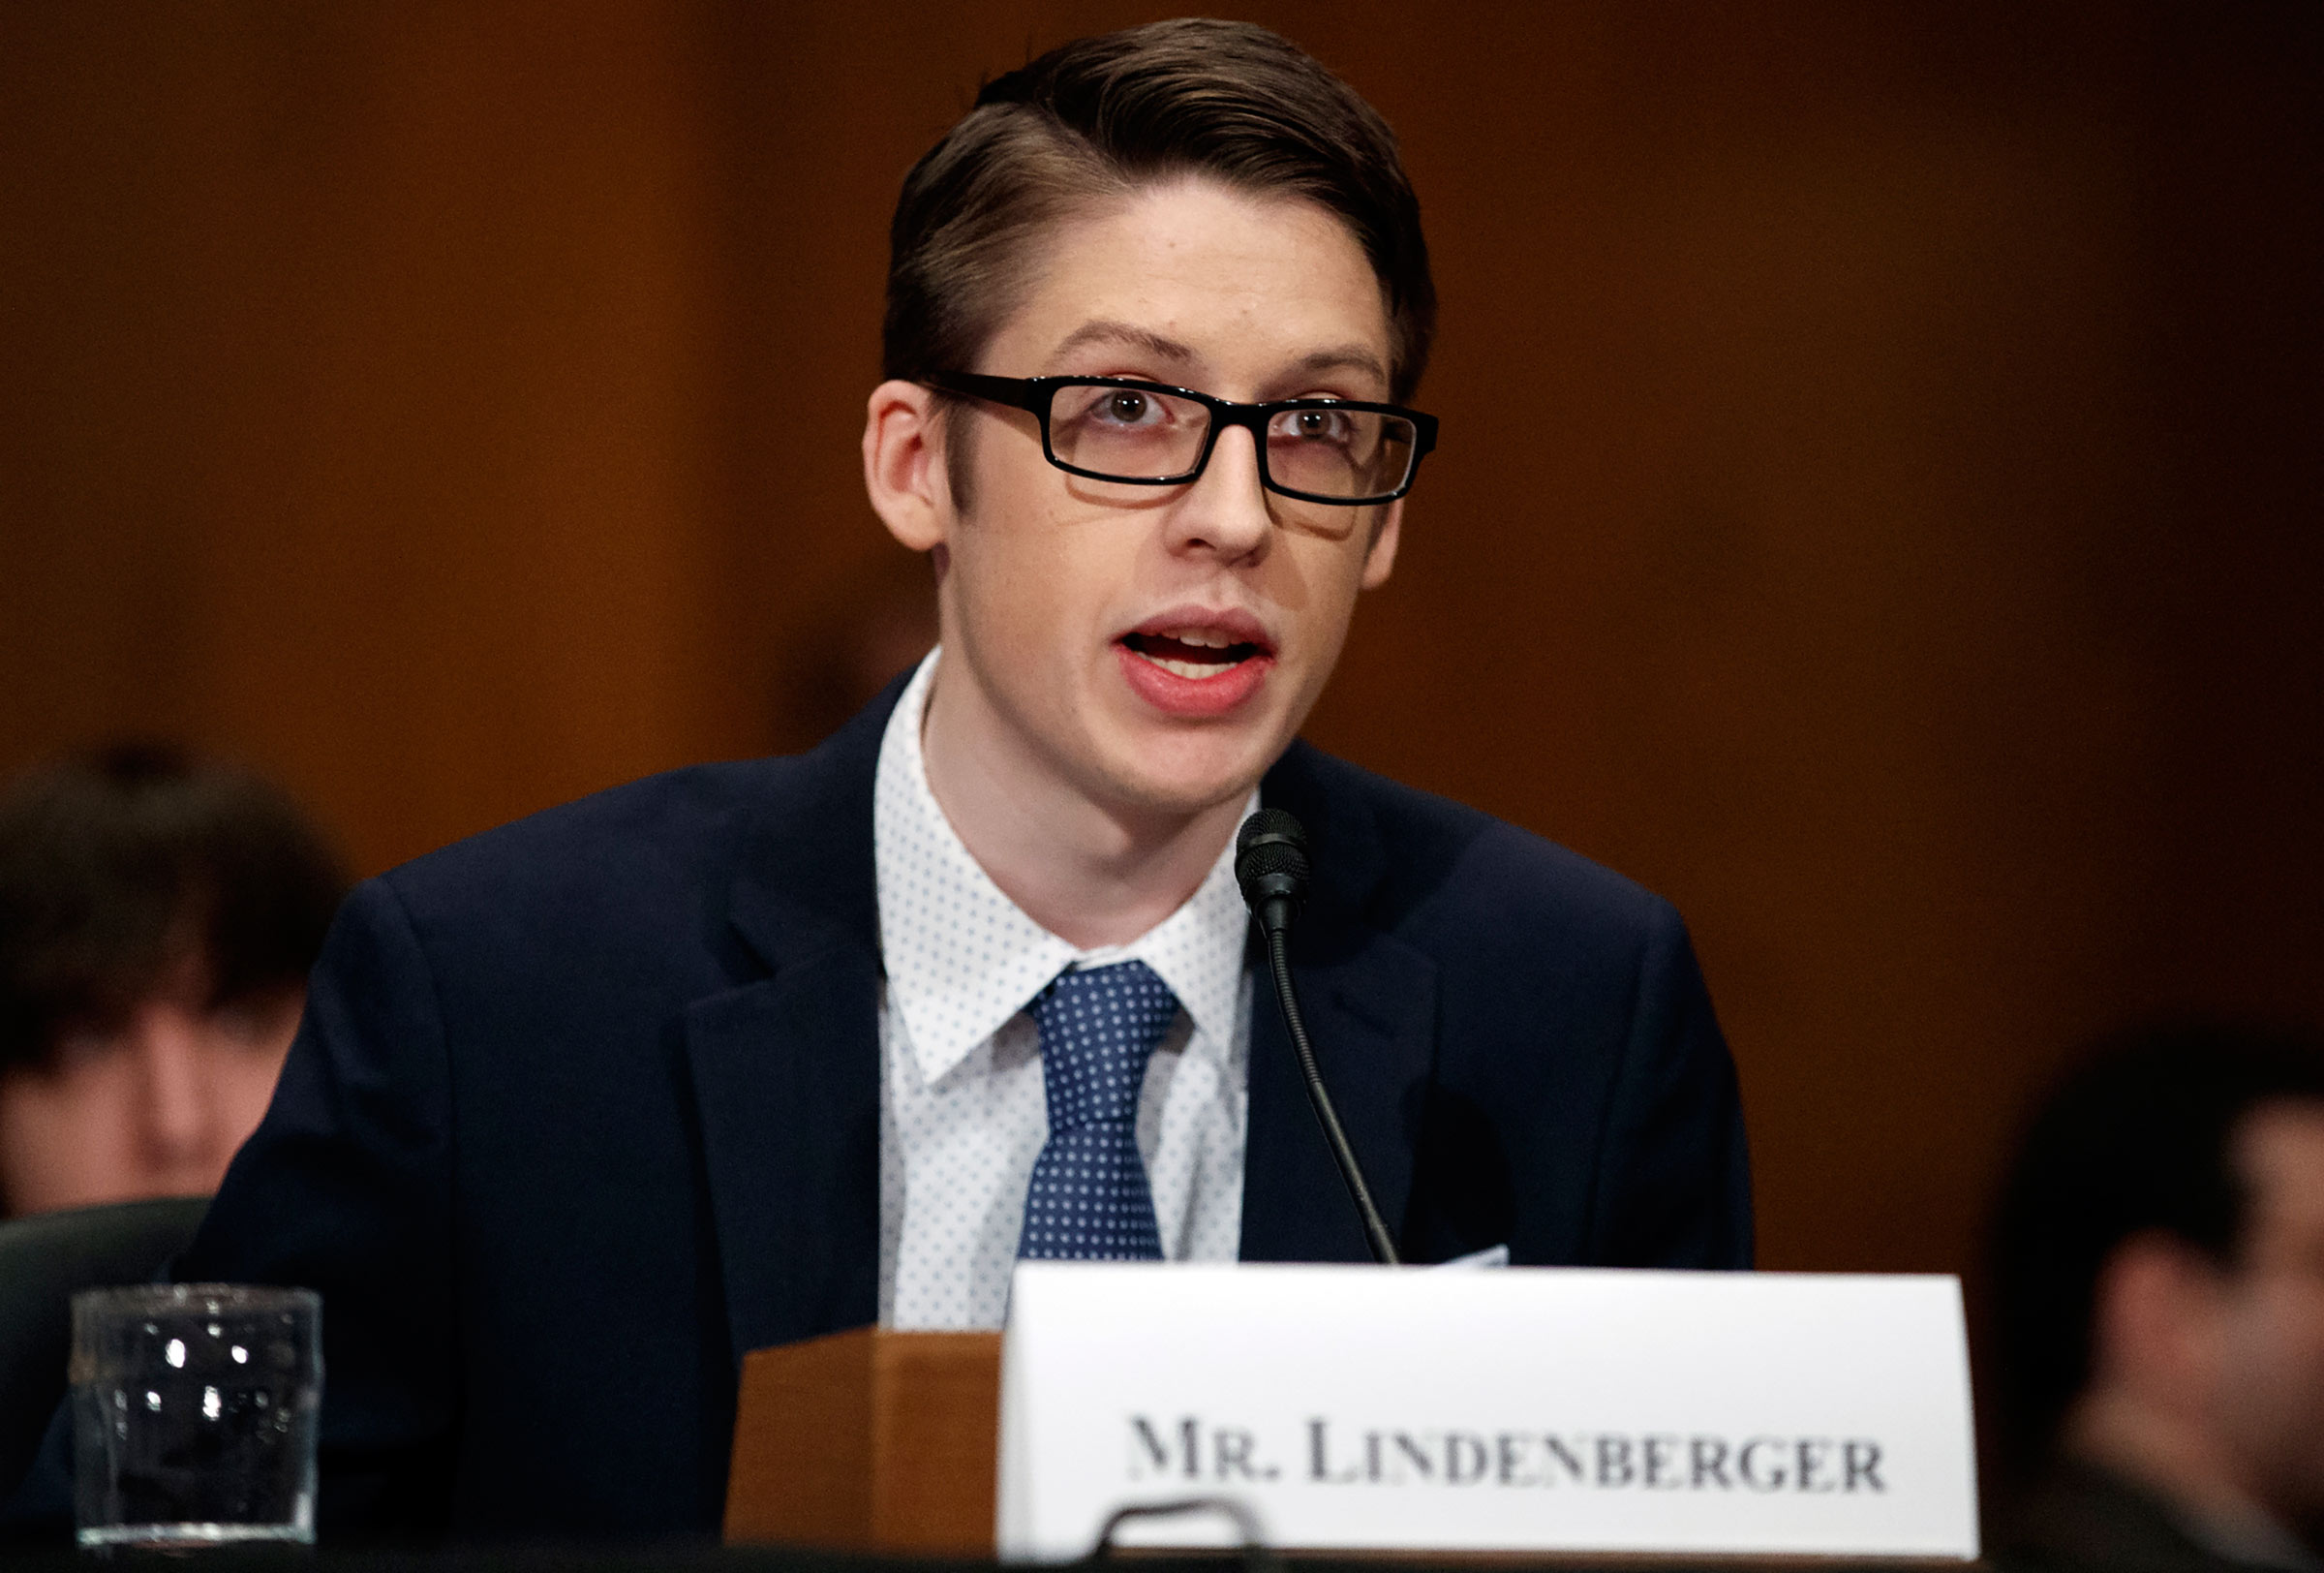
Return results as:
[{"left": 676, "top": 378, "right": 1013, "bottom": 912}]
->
[
  {"left": 1114, "top": 613, "right": 1277, "bottom": 718},
  {"left": 1119, "top": 629, "right": 1268, "bottom": 680}
]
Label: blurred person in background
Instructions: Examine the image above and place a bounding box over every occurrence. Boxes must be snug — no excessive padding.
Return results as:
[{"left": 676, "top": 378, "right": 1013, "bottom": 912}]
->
[
  {"left": 1992, "top": 1023, "right": 2324, "bottom": 1572},
  {"left": 0, "top": 743, "right": 347, "bottom": 1218}
]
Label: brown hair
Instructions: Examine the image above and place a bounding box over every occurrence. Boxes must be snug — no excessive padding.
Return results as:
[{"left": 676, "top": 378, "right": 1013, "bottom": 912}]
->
[
  {"left": 0, "top": 742, "right": 348, "bottom": 1072},
  {"left": 883, "top": 19, "right": 1436, "bottom": 415}
]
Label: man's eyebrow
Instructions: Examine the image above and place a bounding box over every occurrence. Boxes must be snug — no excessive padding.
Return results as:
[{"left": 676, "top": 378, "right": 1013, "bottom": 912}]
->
[
  {"left": 1052, "top": 321, "right": 1195, "bottom": 362},
  {"left": 1049, "top": 322, "right": 1391, "bottom": 389},
  {"left": 1288, "top": 344, "right": 1390, "bottom": 386}
]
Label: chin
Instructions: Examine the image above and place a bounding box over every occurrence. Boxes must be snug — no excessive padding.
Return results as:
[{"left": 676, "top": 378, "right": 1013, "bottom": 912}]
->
[{"left": 1090, "top": 728, "right": 1276, "bottom": 819}]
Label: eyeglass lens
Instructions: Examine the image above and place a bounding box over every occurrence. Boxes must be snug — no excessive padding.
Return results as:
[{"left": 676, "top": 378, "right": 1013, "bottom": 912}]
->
[{"left": 1048, "top": 384, "right": 1417, "bottom": 500}]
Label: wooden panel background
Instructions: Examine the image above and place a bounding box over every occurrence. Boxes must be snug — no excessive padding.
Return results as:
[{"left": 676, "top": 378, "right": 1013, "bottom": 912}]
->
[{"left": 4, "top": 1, "right": 2319, "bottom": 1308}]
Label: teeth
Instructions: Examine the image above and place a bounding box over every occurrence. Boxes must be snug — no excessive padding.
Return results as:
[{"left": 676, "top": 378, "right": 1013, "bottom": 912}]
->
[
  {"left": 1167, "top": 629, "right": 1236, "bottom": 650},
  {"left": 1145, "top": 655, "right": 1224, "bottom": 679}
]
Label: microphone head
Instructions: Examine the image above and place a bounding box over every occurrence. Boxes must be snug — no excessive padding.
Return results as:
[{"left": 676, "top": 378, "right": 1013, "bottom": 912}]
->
[{"left": 1236, "top": 808, "right": 1310, "bottom": 919}]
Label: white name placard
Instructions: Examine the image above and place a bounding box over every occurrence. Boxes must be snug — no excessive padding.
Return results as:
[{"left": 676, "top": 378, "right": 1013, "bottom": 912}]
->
[{"left": 996, "top": 1263, "right": 1977, "bottom": 1561}]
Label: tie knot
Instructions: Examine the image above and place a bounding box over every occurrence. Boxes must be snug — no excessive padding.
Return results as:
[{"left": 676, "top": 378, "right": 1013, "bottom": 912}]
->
[{"left": 1029, "top": 959, "right": 1179, "bottom": 1131}]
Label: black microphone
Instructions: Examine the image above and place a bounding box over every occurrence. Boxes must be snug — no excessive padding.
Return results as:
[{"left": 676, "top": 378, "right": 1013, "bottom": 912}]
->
[{"left": 1236, "top": 809, "right": 1402, "bottom": 1266}]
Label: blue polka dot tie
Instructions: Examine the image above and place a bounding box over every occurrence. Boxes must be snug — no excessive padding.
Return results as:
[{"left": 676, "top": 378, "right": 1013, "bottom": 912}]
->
[{"left": 1018, "top": 959, "right": 1180, "bottom": 1261}]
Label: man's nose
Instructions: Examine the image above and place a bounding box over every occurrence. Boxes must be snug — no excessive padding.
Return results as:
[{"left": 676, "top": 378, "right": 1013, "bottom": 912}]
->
[
  {"left": 1166, "top": 422, "right": 1274, "bottom": 559},
  {"left": 128, "top": 1003, "right": 217, "bottom": 1172}
]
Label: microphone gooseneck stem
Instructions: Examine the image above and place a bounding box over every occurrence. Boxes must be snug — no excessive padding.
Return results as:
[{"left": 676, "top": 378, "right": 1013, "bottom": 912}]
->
[{"left": 1264, "top": 925, "right": 1402, "bottom": 1266}]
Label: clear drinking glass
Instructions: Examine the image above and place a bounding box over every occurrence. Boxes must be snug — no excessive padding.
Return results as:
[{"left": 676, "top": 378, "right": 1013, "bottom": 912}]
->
[{"left": 70, "top": 1283, "right": 321, "bottom": 1551}]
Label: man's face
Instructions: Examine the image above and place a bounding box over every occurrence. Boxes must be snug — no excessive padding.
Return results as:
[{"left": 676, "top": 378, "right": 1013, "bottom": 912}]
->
[
  {"left": 917, "top": 177, "right": 1403, "bottom": 819},
  {"left": 2212, "top": 1102, "right": 2324, "bottom": 1528},
  {"left": 0, "top": 979, "right": 300, "bottom": 1216}
]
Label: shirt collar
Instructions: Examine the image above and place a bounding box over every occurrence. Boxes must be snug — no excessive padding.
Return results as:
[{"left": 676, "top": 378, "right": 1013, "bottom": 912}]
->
[{"left": 873, "top": 648, "right": 1252, "bottom": 1088}]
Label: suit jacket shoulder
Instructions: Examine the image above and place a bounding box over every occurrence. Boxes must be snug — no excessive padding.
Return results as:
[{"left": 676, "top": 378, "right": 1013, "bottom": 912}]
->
[
  {"left": 381, "top": 694, "right": 883, "bottom": 969},
  {"left": 1270, "top": 739, "right": 1676, "bottom": 942}
]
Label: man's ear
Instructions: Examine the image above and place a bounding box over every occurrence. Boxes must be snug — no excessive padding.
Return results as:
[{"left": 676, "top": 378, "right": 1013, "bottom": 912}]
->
[
  {"left": 863, "top": 380, "right": 954, "bottom": 551},
  {"left": 1360, "top": 498, "right": 1403, "bottom": 590}
]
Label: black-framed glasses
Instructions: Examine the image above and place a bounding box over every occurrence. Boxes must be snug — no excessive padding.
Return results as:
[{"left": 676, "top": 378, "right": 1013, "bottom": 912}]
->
[{"left": 926, "top": 371, "right": 1439, "bottom": 506}]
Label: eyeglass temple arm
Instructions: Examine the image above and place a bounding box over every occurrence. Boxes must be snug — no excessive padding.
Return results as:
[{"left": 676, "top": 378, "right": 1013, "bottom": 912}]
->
[{"left": 923, "top": 370, "right": 1047, "bottom": 415}]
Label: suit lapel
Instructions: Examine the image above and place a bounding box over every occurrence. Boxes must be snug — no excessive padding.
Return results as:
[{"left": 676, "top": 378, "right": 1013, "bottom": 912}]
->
[
  {"left": 684, "top": 681, "right": 902, "bottom": 1369},
  {"left": 1239, "top": 928, "right": 1437, "bottom": 1261},
  {"left": 1239, "top": 743, "right": 1439, "bottom": 1262}
]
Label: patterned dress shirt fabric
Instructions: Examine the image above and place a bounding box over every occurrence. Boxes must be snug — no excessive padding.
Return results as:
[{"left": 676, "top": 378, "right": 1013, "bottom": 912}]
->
[{"left": 872, "top": 649, "right": 1255, "bottom": 1329}]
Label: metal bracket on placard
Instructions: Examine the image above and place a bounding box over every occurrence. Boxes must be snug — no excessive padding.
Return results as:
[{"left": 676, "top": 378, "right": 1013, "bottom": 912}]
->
[{"left": 1087, "top": 1496, "right": 1280, "bottom": 1573}]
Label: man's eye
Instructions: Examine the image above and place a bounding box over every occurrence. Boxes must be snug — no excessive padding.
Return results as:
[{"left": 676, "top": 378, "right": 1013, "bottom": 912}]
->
[
  {"left": 1102, "top": 391, "right": 1153, "bottom": 424},
  {"left": 1287, "top": 410, "right": 1353, "bottom": 444}
]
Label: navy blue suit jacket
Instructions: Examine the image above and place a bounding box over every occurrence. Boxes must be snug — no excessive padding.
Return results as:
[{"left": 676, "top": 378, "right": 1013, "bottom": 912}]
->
[{"left": 176, "top": 681, "right": 1751, "bottom": 1541}]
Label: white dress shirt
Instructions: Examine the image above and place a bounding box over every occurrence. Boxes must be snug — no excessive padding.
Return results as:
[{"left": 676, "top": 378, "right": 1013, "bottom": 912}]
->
[{"left": 873, "top": 650, "right": 1254, "bottom": 1330}]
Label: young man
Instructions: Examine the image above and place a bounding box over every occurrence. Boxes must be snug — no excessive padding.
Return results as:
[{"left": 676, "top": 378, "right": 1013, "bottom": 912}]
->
[
  {"left": 1992, "top": 1026, "right": 2324, "bottom": 1572},
  {"left": 162, "top": 20, "right": 1749, "bottom": 1542}
]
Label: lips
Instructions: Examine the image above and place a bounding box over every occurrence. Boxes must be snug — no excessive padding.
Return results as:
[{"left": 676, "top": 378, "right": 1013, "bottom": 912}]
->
[{"left": 1115, "top": 610, "right": 1276, "bottom": 718}]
